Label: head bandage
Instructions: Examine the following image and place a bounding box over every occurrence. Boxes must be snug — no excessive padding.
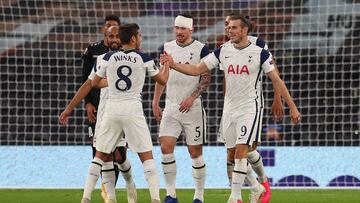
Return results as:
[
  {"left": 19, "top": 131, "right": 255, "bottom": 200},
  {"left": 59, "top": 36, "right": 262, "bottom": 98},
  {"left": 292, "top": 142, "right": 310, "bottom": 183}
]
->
[{"left": 174, "top": 15, "right": 193, "bottom": 30}]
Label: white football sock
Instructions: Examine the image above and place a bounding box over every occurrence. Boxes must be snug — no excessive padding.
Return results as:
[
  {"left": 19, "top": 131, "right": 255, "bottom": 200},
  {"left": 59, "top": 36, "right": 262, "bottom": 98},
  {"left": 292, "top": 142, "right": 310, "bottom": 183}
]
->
[
  {"left": 82, "top": 157, "right": 103, "bottom": 200},
  {"left": 245, "top": 163, "right": 260, "bottom": 191},
  {"left": 102, "top": 161, "right": 116, "bottom": 201},
  {"left": 118, "top": 159, "right": 134, "bottom": 185},
  {"left": 230, "top": 158, "right": 247, "bottom": 201},
  {"left": 143, "top": 159, "right": 160, "bottom": 201},
  {"left": 248, "top": 150, "right": 267, "bottom": 183},
  {"left": 192, "top": 155, "right": 206, "bottom": 201},
  {"left": 227, "top": 159, "right": 235, "bottom": 186},
  {"left": 162, "top": 153, "right": 177, "bottom": 197}
]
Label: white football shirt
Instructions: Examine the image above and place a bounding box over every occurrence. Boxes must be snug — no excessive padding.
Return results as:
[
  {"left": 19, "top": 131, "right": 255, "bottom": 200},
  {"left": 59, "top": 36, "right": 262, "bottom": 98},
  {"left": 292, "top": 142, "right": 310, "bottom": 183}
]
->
[
  {"left": 161, "top": 40, "right": 209, "bottom": 108},
  {"left": 204, "top": 43, "right": 275, "bottom": 114},
  {"left": 88, "top": 54, "right": 109, "bottom": 114},
  {"left": 220, "top": 36, "right": 272, "bottom": 70},
  {"left": 95, "top": 49, "right": 159, "bottom": 115}
]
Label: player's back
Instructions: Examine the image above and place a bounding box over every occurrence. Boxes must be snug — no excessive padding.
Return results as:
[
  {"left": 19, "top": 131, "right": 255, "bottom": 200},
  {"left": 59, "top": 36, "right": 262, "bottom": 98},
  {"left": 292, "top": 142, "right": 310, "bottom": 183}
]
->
[
  {"left": 163, "top": 40, "right": 208, "bottom": 107},
  {"left": 96, "top": 49, "right": 157, "bottom": 116}
]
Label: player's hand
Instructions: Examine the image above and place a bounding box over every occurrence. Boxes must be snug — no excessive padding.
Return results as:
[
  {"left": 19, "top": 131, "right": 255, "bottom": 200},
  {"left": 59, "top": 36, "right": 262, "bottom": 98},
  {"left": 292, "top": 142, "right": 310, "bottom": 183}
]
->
[
  {"left": 85, "top": 103, "right": 97, "bottom": 123},
  {"left": 179, "top": 96, "right": 195, "bottom": 113},
  {"left": 290, "top": 107, "right": 301, "bottom": 124},
  {"left": 59, "top": 108, "right": 72, "bottom": 125},
  {"left": 163, "top": 61, "right": 171, "bottom": 70},
  {"left": 271, "top": 97, "right": 284, "bottom": 122},
  {"left": 152, "top": 104, "right": 162, "bottom": 123},
  {"left": 160, "top": 52, "right": 174, "bottom": 68}
]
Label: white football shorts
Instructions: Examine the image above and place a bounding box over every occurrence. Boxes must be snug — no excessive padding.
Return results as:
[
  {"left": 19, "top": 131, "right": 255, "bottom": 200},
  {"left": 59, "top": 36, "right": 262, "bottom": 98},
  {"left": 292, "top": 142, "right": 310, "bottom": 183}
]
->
[
  {"left": 221, "top": 110, "right": 263, "bottom": 148},
  {"left": 159, "top": 104, "right": 207, "bottom": 145},
  {"left": 95, "top": 114, "right": 152, "bottom": 154},
  {"left": 92, "top": 103, "right": 126, "bottom": 148}
]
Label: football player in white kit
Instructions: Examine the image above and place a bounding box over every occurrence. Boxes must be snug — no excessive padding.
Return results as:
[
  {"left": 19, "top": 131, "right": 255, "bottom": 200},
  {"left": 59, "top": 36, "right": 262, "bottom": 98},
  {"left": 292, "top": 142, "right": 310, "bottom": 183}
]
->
[
  {"left": 152, "top": 14, "right": 210, "bottom": 203},
  {"left": 59, "top": 26, "right": 137, "bottom": 203},
  {"left": 160, "top": 15, "right": 300, "bottom": 203},
  {"left": 81, "top": 23, "right": 170, "bottom": 203},
  {"left": 218, "top": 14, "right": 285, "bottom": 203}
]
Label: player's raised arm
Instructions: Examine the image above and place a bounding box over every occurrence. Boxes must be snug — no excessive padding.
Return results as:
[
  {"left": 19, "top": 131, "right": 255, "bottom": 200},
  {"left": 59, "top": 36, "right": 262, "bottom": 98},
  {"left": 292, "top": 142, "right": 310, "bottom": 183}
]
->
[
  {"left": 91, "top": 74, "right": 102, "bottom": 88},
  {"left": 151, "top": 63, "right": 169, "bottom": 121},
  {"left": 189, "top": 45, "right": 211, "bottom": 98},
  {"left": 152, "top": 62, "right": 170, "bottom": 85},
  {"left": 160, "top": 53, "right": 208, "bottom": 76},
  {"left": 91, "top": 56, "right": 109, "bottom": 88},
  {"left": 59, "top": 80, "right": 93, "bottom": 124},
  {"left": 93, "top": 78, "right": 108, "bottom": 89},
  {"left": 152, "top": 82, "right": 166, "bottom": 123},
  {"left": 179, "top": 45, "right": 211, "bottom": 113}
]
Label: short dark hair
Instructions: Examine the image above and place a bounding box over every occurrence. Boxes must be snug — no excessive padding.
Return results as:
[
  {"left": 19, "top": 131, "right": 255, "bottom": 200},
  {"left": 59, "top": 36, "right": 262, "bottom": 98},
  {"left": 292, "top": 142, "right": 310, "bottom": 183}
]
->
[
  {"left": 228, "top": 14, "right": 252, "bottom": 33},
  {"left": 104, "top": 15, "right": 121, "bottom": 25},
  {"left": 178, "top": 13, "right": 193, "bottom": 19},
  {"left": 227, "top": 12, "right": 239, "bottom": 17},
  {"left": 119, "top": 23, "right": 140, "bottom": 44}
]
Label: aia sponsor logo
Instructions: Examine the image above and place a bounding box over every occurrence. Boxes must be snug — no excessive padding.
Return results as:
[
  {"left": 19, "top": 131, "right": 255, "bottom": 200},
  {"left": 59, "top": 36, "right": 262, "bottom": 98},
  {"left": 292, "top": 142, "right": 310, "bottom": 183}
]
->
[{"left": 227, "top": 64, "right": 250, "bottom": 75}]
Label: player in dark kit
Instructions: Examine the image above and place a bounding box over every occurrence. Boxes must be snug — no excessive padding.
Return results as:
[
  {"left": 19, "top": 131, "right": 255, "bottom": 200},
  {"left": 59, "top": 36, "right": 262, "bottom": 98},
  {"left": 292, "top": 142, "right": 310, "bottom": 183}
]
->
[{"left": 82, "top": 15, "right": 121, "bottom": 147}]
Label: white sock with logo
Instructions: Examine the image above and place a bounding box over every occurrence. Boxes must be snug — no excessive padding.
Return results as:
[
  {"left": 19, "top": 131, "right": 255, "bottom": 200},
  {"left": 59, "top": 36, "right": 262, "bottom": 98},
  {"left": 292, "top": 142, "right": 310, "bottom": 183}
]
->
[
  {"left": 192, "top": 155, "right": 206, "bottom": 201},
  {"left": 82, "top": 157, "right": 103, "bottom": 200},
  {"left": 162, "top": 153, "right": 177, "bottom": 197}
]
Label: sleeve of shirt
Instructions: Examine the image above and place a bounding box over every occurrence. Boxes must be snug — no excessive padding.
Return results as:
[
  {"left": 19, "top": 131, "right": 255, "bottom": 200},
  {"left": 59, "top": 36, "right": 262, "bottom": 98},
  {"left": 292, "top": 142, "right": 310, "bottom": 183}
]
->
[
  {"left": 260, "top": 49, "right": 275, "bottom": 73},
  {"left": 81, "top": 46, "right": 94, "bottom": 83},
  {"left": 203, "top": 47, "right": 221, "bottom": 71},
  {"left": 200, "top": 45, "right": 210, "bottom": 60},
  {"left": 255, "top": 37, "right": 269, "bottom": 51},
  {"left": 88, "top": 69, "right": 96, "bottom": 80},
  {"left": 138, "top": 52, "right": 159, "bottom": 77},
  {"left": 95, "top": 55, "right": 108, "bottom": 78},
  {"left": 145, "top": 60, "right": 160, "bottom": 77},
  {"left": 219, "top": 63, "right": 225, "bottom": 71}
]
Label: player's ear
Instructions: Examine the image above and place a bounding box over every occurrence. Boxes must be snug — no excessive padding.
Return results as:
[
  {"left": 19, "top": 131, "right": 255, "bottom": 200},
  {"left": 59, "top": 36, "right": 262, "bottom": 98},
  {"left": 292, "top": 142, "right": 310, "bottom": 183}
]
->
[
  {"left": 190, "top": 27, "right": 194, "bottom": 34},
  {"left": 130, "top": 35, "right": 136, "bottom": 44},
  {"left": 100, "top": 25, "right": 106, "bottom": 34}
]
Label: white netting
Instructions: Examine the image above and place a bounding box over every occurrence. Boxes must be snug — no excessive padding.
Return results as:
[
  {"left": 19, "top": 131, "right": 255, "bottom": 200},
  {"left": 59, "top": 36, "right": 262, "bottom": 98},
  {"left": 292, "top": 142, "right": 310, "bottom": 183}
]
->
[{"left": 0, "top": 0, "right": 359, "bottom": 147}]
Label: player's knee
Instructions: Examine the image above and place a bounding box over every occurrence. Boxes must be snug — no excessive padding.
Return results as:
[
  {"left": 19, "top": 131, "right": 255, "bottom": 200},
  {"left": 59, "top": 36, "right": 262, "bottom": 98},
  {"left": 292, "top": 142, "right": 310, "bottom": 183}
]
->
[
  {"left": 138, "top": 151, "right": 154, "bottom": 163},
  {"left": 234, "top": 145, "right": 249, "bottom": 159},
  {"left": 160, "top": 139, "right": 175, "bottom": 154},
  {"left": 95, "top": 151, "right": 113, "bottom": 162},
  {"left": 251, "top": 142, "right": 258, "bottom": 151},
  {"left": 189, "top": 152, "right": 202, "bottom": 159},
  {"left": 227, "top": 148, "right": 236, "bottom": 160},
  {"left": 188, "top": 145, "right": 203, "bottom": 159},
  {"left": 161, "top": 145, "right": 174, "bottom": 154},
  {"left": 114, "top": 147, "right": 127, "bottom": 164}
]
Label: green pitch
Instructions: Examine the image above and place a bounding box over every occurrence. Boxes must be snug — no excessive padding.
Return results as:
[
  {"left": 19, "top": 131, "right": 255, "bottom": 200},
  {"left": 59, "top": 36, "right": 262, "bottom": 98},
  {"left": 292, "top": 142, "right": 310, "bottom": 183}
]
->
[{"left": 0, "top": 189, "right": 359, "bottom": 203}]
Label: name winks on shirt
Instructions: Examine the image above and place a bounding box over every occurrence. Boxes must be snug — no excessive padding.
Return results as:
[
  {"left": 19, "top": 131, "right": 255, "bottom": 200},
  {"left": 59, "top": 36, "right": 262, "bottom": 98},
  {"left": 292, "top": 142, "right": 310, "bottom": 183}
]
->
[{"left": 114, "top": 54, "right": 137, "bottom": 63}]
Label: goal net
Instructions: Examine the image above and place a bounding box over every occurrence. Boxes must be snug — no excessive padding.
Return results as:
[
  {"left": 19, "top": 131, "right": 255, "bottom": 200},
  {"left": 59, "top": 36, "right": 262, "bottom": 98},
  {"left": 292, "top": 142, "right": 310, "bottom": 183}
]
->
[{"left": 0, "top": 0, "right": 359, "bottom": 188}]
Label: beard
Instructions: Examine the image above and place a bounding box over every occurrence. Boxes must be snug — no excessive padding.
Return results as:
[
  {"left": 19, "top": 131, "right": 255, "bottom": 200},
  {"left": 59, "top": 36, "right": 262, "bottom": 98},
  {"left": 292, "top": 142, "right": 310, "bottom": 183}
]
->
[{"left": 109, "top": 42, "right": 119, "bottom": 50}]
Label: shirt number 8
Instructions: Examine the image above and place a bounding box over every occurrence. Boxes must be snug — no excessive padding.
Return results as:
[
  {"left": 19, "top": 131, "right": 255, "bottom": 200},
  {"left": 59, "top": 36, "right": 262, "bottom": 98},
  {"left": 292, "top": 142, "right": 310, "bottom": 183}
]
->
[{"left": 115, "top": 65, "right": 132, "bottom": 91}]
